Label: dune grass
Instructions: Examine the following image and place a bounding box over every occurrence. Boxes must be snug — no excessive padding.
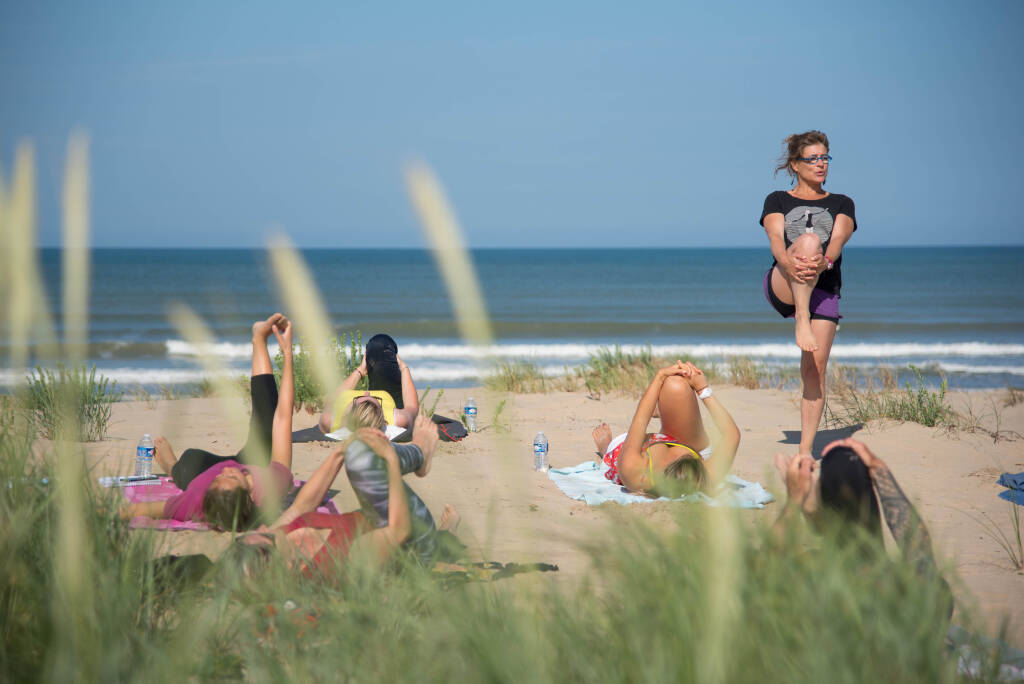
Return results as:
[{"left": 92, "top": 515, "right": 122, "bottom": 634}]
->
[
  {"left": 484, "top": 360, "right": 553, "bottom": 393},
  {"left": 829, "top": 365, "right": 957, "bottom": 429},
  {"left": 20, "top": 363, "right": 121, "bottom": 441},
  {"left": 0, "top": 419, "right": 973, "bottom": 682}
]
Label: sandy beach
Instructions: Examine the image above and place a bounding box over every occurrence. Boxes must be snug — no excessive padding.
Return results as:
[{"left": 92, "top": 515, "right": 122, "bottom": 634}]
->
[{"left": 83, "top": 385, "right": 1024, "bottom": 646}]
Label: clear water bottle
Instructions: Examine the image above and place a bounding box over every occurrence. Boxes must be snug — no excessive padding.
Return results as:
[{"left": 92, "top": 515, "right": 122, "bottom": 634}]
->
[
  {"left": 464, "top": 397, "right": 478, "bottom": 432},
  {"left": 135, "top": 434, "right": 155, "bottom": 477},
  {"left": 533, "top": 432, "right": 549, "bottom": 472}
]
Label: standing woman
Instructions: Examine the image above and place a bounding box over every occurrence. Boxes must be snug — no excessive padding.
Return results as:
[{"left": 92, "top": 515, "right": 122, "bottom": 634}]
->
[{"left": 761, "top": 131, "right": 856, "bottom": 457}]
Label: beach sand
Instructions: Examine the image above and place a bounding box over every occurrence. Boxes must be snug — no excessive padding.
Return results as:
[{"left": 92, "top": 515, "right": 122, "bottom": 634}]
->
[{"left": 84, "top": 386, "right": 1024, "bottom": 646}]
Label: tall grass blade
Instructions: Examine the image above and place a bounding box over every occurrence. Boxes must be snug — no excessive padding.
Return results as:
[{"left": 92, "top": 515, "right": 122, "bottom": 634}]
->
[
  {"left": 698, "top": 509, "right": 741, "bottom": 683},
  {"left": 61, "top": 133, "right": 90, "bottom": 363},
  {"left": 267, "top": 233, "right": 341, "bottom": 403},
  {"left": 403, "top": 162, "right": 494, "bottom": 347},
  {"left": 7, "top": 143, "right": 59, "bottom": 370},
  {"left": 49, "top": 438, "right": 95, "bottom": 680}
]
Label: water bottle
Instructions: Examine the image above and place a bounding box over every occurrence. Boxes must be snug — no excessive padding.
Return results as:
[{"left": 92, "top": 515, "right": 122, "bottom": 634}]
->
[
  {"left": 135, "top": 434, "right": 155, "bottom": 477},
  {"left": 464, "top": 397, "right": 478, "bottom": 432},
  {"left": 533, "top": 432, "right": 549, "bottom": 472}
]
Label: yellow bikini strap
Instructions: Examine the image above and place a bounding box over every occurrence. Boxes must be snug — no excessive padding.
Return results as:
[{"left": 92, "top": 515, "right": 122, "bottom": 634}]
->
[{"left": 646, "top": 441, "right": 702, "bottom": 480}]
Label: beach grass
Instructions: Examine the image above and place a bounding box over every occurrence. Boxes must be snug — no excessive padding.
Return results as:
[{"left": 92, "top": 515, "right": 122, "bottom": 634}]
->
[
  {"left": 19, "top": 363, "right": 121, "bottom": 441},
  {"left": 484, "top": 360, "right": 552, "bottom": 393},
  {"left": 484, "top": 348, "right": 805, "bottom": 396},
  {"left": 1004, "top": 387, "right": 1024, "bottom": 408},
  {"left": 0, "top": 421, "right": 974, "bottom": 682},
  {"left": 963, "top": 502, "right": 1024, "bottom": 572},
  {"left": 417, "top": 386, "right": 445, "bottom": 418},
  {"left": 829, "top": 365, "right": 957, "bottom": 429}
]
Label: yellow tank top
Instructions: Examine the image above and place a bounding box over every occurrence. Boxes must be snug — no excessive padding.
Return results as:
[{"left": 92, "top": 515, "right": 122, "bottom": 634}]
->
[{"left": 331, "top": 390, "right": 397, "bottom": 431}]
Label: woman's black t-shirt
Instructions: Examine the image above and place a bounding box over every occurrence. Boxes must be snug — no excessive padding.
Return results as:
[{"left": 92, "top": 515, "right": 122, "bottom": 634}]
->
[{"left": 760, "top": 191, "right": 857, "bottom": 296}]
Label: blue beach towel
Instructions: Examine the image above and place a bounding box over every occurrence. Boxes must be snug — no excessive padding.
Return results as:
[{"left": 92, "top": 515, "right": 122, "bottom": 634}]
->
[
  {"left": 548, "top": 461, "right": 775, "bottom": 508},
  {"left": 997, "top": 471, "right": 1024, "bottom": 506}
]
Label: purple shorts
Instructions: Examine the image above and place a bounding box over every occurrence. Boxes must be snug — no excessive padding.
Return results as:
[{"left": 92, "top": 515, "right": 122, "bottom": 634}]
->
[{"left": 762, "top": 267, "right": 841, "bottom": 323}]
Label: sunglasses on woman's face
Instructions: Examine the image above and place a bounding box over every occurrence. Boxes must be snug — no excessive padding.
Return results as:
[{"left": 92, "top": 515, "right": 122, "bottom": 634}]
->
[{"left": 798, "top": 155, "right": 832, "bottom": 164}]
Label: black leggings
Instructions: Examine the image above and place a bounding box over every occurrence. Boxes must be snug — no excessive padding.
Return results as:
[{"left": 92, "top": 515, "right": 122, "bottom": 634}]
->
[
  {"left": 170, "top": 373, "right": 279, "bottom": 490},
  {"left": 365, "top": 333, "right": 404, "bottom": 409}
]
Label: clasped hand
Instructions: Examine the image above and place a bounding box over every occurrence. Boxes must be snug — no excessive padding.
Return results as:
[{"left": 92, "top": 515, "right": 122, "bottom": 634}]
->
[
  {"left": 658, "top": 361, "right": 708, "bottom": 392},
  {"left": 786, "top": 254, "right": 825, "bottom": 283}
]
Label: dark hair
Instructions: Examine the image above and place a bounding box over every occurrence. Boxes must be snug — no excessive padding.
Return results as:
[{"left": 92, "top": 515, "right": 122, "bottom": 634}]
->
[
  {"left": 202, "top": 487, "right": 257, "bottom": 531},
  {"left": 818, "top": 446, "right": 882, "bottom": 540},
  {"left": 364, "top": 333, "right": 404, "bottom": 409},
  {"left": 774, "top": 130, "right": 830, "bottom": 179},
  {"left": 651, "top": 456, "right": 709, "bottom": 498},
  {"left": 217, "top": 538, "right": 272, "bottom": 584}
]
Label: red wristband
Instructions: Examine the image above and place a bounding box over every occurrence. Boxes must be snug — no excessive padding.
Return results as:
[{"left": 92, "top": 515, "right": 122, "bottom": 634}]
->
[{"left": 824, "top": 256, "right": 834, "bottom": 270}]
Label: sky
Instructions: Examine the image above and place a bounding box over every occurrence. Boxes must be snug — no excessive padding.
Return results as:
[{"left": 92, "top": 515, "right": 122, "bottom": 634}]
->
[{"left": 1, "top": 1, "right": 1022, "bottom": 248}]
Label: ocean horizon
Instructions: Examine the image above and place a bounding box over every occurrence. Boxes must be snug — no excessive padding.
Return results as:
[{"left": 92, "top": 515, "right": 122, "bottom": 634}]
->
[{"left": 2, "top": 245, "right": 1022, "bottom": 391}]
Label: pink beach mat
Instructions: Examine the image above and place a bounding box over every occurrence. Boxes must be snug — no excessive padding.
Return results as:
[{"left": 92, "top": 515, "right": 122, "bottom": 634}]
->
[{"left": 125, "top": 476, "right": 342, "bottom": 531}]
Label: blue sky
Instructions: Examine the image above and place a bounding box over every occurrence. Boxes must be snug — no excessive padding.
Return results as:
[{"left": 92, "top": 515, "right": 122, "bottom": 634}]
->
[{"left": 2, "top": 1, "right": 1022, "bottom": 248}]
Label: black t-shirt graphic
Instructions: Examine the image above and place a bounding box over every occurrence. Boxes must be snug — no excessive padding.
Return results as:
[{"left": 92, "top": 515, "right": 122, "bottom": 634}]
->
[{"left": 760, "top": 191, "right": 857, "bottom": 296}]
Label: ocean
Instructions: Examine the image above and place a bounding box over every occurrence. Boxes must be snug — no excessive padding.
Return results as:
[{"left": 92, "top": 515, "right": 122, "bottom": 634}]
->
[{"left": 3, "top": 246, "right": 1023, "bottom": 391}]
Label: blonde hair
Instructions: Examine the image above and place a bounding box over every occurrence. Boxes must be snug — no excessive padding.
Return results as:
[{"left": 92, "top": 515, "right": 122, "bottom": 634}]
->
[{"left": 345, "top": 399, "right": 387, "bottom": 431}]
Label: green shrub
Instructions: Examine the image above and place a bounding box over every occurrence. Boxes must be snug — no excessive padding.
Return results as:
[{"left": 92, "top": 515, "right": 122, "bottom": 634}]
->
[
  {"left": 20, "top": 363, "right": 121, "bottom": 441},
  {"left": 273, "top": 332, "right": 364, "bottom": 413},
  {"left": 418, "top": 386, "right": 444, "bottom": 417},
  {"left": 833, "top": 365, "right": 955, "bottom": 428},
  {"left": 484, "top": 360, "right": 551, "bottom": 393},
  {"left": 574, "top": 346, "right": 726, "bottom": 395}
]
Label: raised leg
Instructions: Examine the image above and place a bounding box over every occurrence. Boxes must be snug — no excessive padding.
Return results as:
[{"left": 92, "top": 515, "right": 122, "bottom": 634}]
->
[
  {"left": 237, "top": 314, "right": 286, "bottom": 464},
  {"left": 237, "top": 374, "right": 279, "bottom": 465},
  {"left": 250, "top": 314, "right": 285, "bottom": 376},
  {"left": 770, "top": 234, "right": 823, "bottom": 352},
  {"left": 318, "top": 410, "right": 333, "bottom": 433},
  {"left": 591, "top": 422, "right": 612, "bottom": 454},
  {"left": 344, "top": 440, "right": 437, "bottom": 564},
  {"left": 656, "top": 375, "right": 710, "bottom": 451},
  {"left": 153, "top": 436, "right": 177, "bottom": 475},
  {"left": 798, "top": 319, "right": 837, "bottom": 457}
]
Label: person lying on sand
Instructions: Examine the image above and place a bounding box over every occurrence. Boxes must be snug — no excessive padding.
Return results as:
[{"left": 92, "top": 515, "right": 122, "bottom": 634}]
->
[
  {"left": 592, "top": 361, "right": 741, "bottom": 497},
  {"left": 225, "top": 415, "right": 457, "bottom": 577},
  {"left": 775, "top": 438, "right": 952, "bottom": 617},
  {"left": 318, "top": 333, "right": 420, "bottom": 434},
  {"left": 120, "top": 314, "right": 296, "bottom": 530}
]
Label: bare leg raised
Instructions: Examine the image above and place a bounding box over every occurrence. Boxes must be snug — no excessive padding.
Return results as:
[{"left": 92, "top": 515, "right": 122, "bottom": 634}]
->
[
  {"left": 592, "top": 422, "right": 612, "bottom": 455},
  {"left": 770, "top": 233, "right": 823, "bottom": 352},
  {"left": 251, "top": 313, "right": 286, "bottom": 376},
  {"left": 153, "top": 436, "right": 177, "bottom": 474},
  {"left": 656, "top": 375, "right": 710, "bottom": 452}
]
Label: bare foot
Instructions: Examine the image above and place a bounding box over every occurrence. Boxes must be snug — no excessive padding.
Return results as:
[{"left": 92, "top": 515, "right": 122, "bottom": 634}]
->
[
  {"left": 438, "top": 504, "right": 461, "bottom": 533},
  {"left": 591, "top": 422, "right": 612, "bottom": 455},
  {"left": 794, "top": 318, "right": 818, "bottom": 352},
  {"left": 153, "top": 436, "right": 176, "bottom": 474},
  {"left": 412, "top": 414, "right": 439, "bottom": 477},
  {"left": 252, "top": 313, "right": 287, "bottom": 340}
]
